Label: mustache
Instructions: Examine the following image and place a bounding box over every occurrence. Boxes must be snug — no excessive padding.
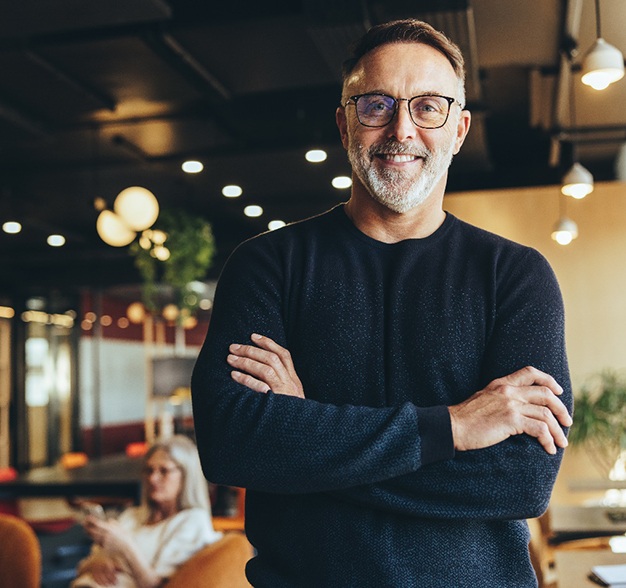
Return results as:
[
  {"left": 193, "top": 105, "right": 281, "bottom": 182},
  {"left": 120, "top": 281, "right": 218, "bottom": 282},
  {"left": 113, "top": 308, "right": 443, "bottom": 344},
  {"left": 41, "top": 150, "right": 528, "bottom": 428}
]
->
[{"left": 368, "top": 139, "right": 432, "bottom": 158}]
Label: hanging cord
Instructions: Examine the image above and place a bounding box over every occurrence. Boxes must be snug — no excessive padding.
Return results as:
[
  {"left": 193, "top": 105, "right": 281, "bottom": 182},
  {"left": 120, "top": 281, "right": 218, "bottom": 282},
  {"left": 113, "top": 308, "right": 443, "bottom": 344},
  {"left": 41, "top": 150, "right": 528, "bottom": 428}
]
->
[
  {"left": 594, "top": 0, "right": 602, "bottom": 39},
  {"left": 567, "top": 51, "right": 579, "bottom": 163}
]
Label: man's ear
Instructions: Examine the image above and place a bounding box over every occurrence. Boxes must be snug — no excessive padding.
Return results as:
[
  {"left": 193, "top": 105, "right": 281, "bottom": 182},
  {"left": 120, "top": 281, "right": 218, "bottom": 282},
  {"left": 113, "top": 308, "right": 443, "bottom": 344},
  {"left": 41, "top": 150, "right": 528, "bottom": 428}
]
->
[
  {"left": 336, "top": 106, "right": 349, "bottom": 150},
  {"left": 453, "top": 110, "right": 471, "bottom": 155}
]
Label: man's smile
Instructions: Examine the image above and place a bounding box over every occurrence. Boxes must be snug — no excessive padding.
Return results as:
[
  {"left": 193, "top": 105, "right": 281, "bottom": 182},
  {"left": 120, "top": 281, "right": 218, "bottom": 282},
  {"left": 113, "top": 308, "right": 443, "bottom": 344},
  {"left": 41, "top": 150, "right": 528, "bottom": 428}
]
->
[{"left": 375, "top": 153, "right": 421, "bottom": 163}]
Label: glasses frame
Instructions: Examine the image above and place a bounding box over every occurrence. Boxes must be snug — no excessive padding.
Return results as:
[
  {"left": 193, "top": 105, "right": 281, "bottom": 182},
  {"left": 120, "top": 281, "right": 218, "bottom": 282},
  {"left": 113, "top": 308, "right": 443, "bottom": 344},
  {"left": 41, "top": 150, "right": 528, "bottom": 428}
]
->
[
  {"left": 345, "top": 93, "right": 464, "bottom": 129},
  {"left": 142, "top": 465, "right": 181, "bottom": 478}
]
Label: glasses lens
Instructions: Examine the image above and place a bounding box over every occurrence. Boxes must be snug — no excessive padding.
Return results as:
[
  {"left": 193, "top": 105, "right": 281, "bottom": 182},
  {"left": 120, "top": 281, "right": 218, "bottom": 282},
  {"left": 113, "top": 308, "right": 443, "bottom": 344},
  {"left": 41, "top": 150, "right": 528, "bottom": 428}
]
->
[
  {"left": 409, "top": 96, "right": 450, "bottom": 129},
  {"left": 355, "top": 94, "right": 396, "bottom": 127}
]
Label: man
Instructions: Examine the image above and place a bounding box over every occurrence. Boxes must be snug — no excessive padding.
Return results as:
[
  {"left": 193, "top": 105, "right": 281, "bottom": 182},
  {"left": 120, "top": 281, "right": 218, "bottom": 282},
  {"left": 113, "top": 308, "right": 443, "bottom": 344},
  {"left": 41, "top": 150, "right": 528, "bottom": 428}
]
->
[{"left": 192, "top": 19, "right": 572, "bottom": 587}]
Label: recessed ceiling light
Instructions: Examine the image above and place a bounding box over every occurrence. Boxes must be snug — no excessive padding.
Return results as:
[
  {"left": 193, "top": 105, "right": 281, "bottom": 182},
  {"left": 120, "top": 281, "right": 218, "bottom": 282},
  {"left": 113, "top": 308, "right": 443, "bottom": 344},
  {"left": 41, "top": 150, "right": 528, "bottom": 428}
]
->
[
  {"left": 332, "top": 176, "right": 352, "bottom": 189},
  {"left": 182, "top": 160, "right": 204, "bottom": 173},
  {"left": 2, "top": 221, "right": 21, "bottom": 234},
  {"left": 305, "top": 149, "right": 327, "bottom": 163},
  {"left": 268, "top": 220, "right": 286, "bottom": 231},
  {"left": 47, "top": 234, "right": 65, "bottom": 247},
  {"left": 244, "top": 205, "right": 263, "bottom": 218},
  {"left": 222, "top": 185, "right": 243, "bottom": 198}
]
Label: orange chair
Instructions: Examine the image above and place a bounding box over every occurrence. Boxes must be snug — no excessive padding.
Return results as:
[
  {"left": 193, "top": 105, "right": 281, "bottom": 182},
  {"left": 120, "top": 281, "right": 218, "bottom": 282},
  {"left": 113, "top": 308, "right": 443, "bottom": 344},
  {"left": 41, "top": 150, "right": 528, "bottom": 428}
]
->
[
  {"left": 0, "top": 513, "right": 42, "bottom": 588},
  {"left": 167, "top": 532, "right": 253, "bottom": 588},
  {"left": 212, "top": 488, "right": 246, "bottom": 532}
]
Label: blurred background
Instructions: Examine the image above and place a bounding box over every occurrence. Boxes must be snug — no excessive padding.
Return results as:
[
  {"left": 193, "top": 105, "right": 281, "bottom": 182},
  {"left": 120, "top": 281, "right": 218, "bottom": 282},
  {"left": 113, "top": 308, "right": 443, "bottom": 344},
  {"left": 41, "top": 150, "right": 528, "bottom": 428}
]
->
[{"left": 0, "top": 0, "right": 625, "bottom": 535}]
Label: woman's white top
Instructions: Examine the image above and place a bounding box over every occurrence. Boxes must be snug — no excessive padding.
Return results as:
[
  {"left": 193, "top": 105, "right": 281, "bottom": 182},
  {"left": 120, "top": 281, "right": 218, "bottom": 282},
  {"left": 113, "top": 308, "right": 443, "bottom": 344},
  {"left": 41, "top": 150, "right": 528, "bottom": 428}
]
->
[{"left": 72, "top": 506, "right": 222, "bottom": 587}]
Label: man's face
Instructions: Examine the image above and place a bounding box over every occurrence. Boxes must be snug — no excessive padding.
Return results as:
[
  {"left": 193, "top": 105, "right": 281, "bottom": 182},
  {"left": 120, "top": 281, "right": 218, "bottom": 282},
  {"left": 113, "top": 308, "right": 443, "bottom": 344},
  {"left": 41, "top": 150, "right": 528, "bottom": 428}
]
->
[{"left": 337, "top": 43, "right": 471, "bottom": 213}]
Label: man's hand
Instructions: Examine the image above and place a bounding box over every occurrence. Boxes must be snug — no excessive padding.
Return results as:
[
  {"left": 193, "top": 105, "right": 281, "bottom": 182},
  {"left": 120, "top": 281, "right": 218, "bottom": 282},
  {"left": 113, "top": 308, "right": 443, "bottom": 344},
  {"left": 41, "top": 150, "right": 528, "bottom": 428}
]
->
[
  {"left": 448, "top": 366, "right": 572, "bottom": 455},
  {"left": 227, "top": 334, "right": 305, "bottom": 398}
]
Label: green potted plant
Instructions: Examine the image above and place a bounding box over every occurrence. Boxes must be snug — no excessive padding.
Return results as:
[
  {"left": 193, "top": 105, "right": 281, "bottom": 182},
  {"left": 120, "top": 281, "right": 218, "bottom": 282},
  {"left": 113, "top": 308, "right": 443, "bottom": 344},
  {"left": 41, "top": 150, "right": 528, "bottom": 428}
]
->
[
  {"left": 569, "top": 370, "right": 626, "bottom": 478},
  {"left": 130, "top": 209, "right": 216, "bottom": 322}
]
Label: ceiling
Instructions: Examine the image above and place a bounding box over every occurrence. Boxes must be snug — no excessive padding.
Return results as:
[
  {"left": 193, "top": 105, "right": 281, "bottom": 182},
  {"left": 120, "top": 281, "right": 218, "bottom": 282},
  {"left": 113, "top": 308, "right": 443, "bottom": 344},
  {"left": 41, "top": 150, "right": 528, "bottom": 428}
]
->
[{"left": 1, "top": 0, "right": 625, "bottom": 295}]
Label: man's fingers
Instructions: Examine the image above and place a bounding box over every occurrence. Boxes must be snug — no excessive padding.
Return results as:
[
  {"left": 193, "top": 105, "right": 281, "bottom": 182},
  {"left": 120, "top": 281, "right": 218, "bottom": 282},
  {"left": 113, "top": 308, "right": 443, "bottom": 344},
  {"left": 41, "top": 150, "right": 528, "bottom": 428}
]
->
[
  {"left": 519, "top": 416, "right": 557, "bottom": 454},
  {"left": 231, "top": 370, "right": 270, "bottom": 393},
  {"left": 492, "top": 366, "right": 563, "bottom": 396},
  {"left": 518, "top": 403, "right": 569, "bottom": 452},
  {"left": 229, "top": 343, "right": 290, "bottom": 380},
  {"left": 227, "top": 353, "right": 281, "bottom": 386},
  {"left": 521, "top": 386, "right": 572, "bottom": 427},
  {"left": 228, "top": 335, "right": 305, "bottom": 398}
]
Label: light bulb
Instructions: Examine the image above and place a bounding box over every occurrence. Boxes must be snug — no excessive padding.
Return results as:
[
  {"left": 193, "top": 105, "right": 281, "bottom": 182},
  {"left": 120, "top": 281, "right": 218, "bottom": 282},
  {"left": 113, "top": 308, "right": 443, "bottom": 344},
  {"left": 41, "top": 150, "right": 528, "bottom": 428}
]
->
[
  {"left": 114, "top": 186, "right": 159, "bottom": 231},
  {"left": 96, "top": 210, "right": 136, "bottom": 247}
]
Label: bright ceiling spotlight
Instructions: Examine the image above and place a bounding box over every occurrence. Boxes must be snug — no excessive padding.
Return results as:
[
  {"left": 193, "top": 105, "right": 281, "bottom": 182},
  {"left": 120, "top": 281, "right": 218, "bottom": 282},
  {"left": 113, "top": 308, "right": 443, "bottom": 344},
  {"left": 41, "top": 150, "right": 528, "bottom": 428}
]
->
[
  {"left": 268, "top": 220, "right": 286, "bottom": 231},
  {"left": 182, "top": 160, "right": 204, "bottom": 173},
  {"left": 305, "top": 149, "right": 327, "bottom": 163},
  {"left": 561, "top": 162, "right": 594, "bottom": 199},
  {"left": 551, "top": 217, "right": 579, "bottom": 246},
  {"left": 222, "top": 185, "right": 243, "bottom": 198},
  {"left": 47, "top": 234, "right": 66, "bottom": 247},
  {"left": 113, "top": 186, "right": 159, "bottom": 232},
  {"left": 332, "top": 176, "right": 352, "bottom": 189},
  {"left": 581, "top": 0, "right": 624, "bottom": 90},
  {"left": 96, "top": 209, "right": 136, "bottom": 247},
  {"left": 2, "top": 221, "right": 21, "bottom": 234},
  {"left": 244, "top": 205, "right": 263, "bottom": 218}
]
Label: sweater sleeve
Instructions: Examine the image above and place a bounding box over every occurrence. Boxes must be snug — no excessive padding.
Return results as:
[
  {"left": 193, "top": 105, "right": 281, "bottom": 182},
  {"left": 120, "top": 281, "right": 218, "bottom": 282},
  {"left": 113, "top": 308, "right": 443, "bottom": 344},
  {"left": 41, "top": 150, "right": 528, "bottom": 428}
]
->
[
  {"left": 191, "top": 236, "right": 453, "bottom": 494},
  {"left": 328, "top": 248, "right": 573, "bottom": 520}
]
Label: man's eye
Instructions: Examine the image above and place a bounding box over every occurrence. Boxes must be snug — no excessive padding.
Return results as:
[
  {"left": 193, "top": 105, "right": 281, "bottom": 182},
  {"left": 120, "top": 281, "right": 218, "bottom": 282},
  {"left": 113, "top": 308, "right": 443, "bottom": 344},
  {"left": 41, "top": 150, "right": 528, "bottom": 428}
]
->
[{"left": 412, "top": 98, "right": 445, "bottom": 113}]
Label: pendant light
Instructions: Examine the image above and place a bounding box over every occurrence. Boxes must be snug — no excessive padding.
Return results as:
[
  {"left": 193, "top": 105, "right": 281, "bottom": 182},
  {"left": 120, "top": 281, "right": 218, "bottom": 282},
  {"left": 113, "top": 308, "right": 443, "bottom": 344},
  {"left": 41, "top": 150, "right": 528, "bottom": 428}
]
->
[
  {"left": 581, "top": 0, "right": 624, "bottom": 90},
  {"left": 551, "top": 216, "right": 579, "bottom": 246},
  {"left": 551, "top": 194, "right": 578, "bottom": 246},
  {"left": 561, "top": 162, "right": 594, "bottom": 198},
  {"left": 562, "top": 54, "right": 594, "bottom": 198}
]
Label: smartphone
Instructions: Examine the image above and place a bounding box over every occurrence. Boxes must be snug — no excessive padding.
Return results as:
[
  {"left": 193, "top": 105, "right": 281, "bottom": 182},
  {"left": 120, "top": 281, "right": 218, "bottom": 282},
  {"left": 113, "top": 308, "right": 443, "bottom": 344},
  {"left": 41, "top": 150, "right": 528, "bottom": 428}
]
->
[{"left": 81, "top": 502, "right": 106, "bottom": 521}]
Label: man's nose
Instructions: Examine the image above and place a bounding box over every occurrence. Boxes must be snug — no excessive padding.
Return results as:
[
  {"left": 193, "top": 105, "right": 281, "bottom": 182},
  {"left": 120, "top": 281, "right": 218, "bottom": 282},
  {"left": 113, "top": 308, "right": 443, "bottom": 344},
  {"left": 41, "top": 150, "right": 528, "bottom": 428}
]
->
[{"left": 387, "top": 100, "right": 417, "bottom": 142}]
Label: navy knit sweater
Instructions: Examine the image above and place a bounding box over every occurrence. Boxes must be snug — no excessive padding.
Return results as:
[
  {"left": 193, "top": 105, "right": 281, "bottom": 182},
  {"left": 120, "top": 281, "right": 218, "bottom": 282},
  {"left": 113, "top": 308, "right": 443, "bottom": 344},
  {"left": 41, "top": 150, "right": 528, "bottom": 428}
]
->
[{"left": 191, "top": 205, "right": 572, "bottom": 587}]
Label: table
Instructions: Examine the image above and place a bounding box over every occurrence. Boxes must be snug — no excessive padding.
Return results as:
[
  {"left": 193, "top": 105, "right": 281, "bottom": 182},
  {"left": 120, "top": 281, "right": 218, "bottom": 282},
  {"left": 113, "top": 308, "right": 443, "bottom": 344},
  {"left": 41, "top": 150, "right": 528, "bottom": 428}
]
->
[
  {"left": 551, "top": 504, "right": 626, "bottom": 542},
  {"left": 556, "top": 549, "right": 626, "bottom": 587},
  {"left": 0, "top": 454, "right": 144, "bottom": 504}
]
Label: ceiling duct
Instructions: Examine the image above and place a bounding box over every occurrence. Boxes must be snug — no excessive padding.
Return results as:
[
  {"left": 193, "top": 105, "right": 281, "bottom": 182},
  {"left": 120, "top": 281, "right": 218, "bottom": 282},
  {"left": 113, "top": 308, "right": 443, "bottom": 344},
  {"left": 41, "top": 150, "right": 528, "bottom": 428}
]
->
[{"left": 304, "top": 0, "right": 372, "bottom": 81}]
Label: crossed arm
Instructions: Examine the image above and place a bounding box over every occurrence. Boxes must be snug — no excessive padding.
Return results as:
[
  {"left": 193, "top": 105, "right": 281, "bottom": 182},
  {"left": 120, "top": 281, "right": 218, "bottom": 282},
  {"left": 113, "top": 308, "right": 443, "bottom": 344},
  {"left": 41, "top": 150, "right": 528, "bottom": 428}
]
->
[{"left": 227, "top": 333, "right": 571, "bottom": 456}]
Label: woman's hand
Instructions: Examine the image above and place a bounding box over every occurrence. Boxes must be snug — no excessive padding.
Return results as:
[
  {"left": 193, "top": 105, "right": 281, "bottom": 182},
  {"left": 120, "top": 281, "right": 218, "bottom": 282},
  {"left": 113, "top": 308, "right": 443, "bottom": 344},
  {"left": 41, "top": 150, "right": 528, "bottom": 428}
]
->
[
  {"left": 84, "top": 516, "right": 132, "bottom": 555},
  {"left": 79, "top": 552, "right": 121, "bottom": 586},
  {"left": 227, "top": 333, "right": 305, "bottom": 398}
]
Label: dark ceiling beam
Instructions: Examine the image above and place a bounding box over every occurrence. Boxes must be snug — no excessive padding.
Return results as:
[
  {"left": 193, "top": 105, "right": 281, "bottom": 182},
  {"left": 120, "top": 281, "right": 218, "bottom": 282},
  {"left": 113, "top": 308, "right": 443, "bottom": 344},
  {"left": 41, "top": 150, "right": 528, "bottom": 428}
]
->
[
  {"left": 139, "top": 30, "right": 231, "bottom": 102},
  {"left": 111, "top": 134, "right": 151, "bottom": 162},
  {"left": 24, "top": 50, "right": 117, "bottom": 112},
  {"left": 139, "top": 29, "right": 241, "bottom": 140},
  {"left": 0, "top": 97, "right": 51, "bottom": 137},
  {"left": 158, "top": 32, "right": 230, "bottom": 101}
]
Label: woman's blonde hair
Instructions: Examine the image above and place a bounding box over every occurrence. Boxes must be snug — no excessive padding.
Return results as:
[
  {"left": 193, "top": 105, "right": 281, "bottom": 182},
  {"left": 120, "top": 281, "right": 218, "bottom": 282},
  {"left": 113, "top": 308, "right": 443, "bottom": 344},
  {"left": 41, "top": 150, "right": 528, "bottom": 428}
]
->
[{"left": 142, "top": 435, "right": 210, "bottom": 512}]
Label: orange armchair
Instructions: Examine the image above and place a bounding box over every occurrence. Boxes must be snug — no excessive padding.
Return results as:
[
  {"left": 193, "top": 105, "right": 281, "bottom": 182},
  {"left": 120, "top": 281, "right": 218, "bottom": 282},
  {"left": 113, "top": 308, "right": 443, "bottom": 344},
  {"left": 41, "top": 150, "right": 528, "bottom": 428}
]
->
[
  {"left": 167, "top": 532, "right": 253, "bottom": 588},
  {"left": 0, "top": 513, "right": 42, "bottom": 588}
]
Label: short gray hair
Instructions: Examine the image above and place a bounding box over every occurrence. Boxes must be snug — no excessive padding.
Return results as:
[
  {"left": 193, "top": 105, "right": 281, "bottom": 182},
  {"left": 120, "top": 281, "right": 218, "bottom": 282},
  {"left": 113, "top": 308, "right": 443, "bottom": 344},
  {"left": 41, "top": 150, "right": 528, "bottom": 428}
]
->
[{"left": 342, "top": 19, "right": 466, "bottom": 106}]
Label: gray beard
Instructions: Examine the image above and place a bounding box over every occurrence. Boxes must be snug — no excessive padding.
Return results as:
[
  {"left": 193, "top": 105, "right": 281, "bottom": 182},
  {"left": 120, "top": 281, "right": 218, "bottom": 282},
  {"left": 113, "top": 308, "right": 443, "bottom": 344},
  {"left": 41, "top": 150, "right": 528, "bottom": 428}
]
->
[{"left": 348, "top": 138, "right": 455, "bottom": 213}]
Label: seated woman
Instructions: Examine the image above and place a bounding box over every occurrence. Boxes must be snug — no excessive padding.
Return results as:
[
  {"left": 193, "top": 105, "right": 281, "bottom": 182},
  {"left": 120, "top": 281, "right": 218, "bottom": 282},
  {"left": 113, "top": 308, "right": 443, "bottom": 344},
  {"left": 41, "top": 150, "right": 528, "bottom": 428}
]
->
[{"left": 72, "top": 435, "right": 222, "bottom": 588}]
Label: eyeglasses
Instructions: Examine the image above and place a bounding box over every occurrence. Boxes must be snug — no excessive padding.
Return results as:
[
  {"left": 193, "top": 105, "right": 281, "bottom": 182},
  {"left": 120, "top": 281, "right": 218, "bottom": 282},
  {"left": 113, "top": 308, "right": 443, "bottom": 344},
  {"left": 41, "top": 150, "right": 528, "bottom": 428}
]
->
[
  {"left": 345, "top": 93, "right": 463, "bottom": 129},
  {"left": 142, "top": 465, "right": 181, "bottom": 478}
]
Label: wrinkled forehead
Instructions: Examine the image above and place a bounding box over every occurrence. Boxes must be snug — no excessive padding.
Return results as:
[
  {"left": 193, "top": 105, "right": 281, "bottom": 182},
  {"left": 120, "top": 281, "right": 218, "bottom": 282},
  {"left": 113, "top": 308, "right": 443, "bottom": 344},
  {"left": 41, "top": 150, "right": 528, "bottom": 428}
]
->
[{"left": 342, "top": 42, "right": 461, "bottom": 100}]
